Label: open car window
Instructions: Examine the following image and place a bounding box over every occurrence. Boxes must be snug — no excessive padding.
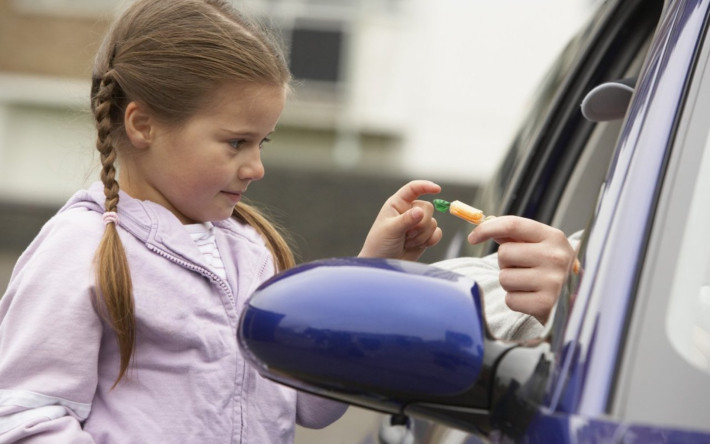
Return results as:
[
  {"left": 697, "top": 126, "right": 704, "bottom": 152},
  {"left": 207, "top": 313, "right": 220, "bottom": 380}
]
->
[{"left": 550, "top": 36, "right": 651, "bottom": 234}]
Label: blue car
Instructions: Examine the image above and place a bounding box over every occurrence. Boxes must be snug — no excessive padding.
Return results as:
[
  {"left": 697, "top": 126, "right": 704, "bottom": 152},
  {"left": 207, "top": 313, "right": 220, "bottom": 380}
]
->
[{"left": 238, "top": 0, "right": 710, "bottom": 441}]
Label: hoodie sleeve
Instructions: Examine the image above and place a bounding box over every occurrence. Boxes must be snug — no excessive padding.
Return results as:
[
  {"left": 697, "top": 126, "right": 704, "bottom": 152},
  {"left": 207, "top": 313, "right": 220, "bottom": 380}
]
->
[
  {"left": 0, "top": 209, "right": 103, "bottom": 443},
  {"left": 295, "top": 392, "right": 348, "bottom": 429}
]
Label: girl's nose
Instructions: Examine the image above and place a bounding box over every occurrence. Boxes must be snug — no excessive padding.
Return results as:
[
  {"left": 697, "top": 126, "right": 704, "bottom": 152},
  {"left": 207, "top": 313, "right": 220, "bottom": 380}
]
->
[{"left": 239, "top": 148, "right": 265, "bottom": 181}]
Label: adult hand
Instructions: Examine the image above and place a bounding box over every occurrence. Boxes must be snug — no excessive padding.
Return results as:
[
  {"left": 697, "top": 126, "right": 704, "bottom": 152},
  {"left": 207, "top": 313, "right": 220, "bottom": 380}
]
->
[{"left": 468, "top": 216, "right": 575, "bottom": 324}]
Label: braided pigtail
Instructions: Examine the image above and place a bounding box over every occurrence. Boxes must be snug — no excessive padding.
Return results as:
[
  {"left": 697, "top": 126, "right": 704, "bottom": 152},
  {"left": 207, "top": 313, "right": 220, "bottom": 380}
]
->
[
  {"left": 92, "top": 69, "right": 135, "bottom": 388},
  {"left": 233, "top": 202, "right": 295, "bottom": 272}
]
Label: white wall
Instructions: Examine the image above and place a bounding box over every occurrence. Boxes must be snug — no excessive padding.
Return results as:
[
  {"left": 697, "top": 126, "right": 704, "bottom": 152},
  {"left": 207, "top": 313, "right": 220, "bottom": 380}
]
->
[
  {"left": 348, "top": 0, "right": 597, "bottom": 183},
  {"left": 0, "top": 75, "right": 96, "bottom": 204}
]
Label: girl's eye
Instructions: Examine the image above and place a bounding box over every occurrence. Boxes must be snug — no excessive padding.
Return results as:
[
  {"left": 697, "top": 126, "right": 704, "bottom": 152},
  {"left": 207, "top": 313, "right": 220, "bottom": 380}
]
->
[
  {"left": 228, "top": 139, "right": 245, "bottom": 149},
  {"left": 228, "top": 138, "right": 271, "bottom": 150}
]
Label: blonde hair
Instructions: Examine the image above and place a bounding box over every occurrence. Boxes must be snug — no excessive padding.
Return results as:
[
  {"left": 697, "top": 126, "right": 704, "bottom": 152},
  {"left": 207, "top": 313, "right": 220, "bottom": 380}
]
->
[{"left": 90, "top": 0, "right": 294, "bottom": 386}]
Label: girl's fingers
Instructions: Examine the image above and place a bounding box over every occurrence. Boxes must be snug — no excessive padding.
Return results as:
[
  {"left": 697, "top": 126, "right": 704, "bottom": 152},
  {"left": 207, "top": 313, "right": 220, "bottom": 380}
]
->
[
  {"left": 404, "top": 224, "right": 441, "bottom": 249},
  {"left": 402, "top": 200, "right": 437, "bottom": 244},
  {"left": 390, "top": 180, "right": 441, "bottom": 210}
]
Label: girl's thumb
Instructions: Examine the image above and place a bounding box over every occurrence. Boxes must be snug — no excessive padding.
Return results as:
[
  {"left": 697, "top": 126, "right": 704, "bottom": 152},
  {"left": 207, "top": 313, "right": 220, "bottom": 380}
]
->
[{"left": 400, "top": 207, "right": 424, "bottom": 231}]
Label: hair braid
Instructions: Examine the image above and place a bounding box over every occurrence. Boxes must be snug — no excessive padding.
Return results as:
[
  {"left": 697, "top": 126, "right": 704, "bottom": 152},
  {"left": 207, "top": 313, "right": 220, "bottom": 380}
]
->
[
  {"left": 93, "top": 70, "right": 135, "bottom": 388},
  {"left": 95, "top": 72, "right": 121, "bottom": 211}
]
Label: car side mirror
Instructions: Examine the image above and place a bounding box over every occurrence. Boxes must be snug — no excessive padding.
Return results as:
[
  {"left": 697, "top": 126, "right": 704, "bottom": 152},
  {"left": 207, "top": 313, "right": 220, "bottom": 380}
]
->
[{"left": 238, "top": 257, "right": 498, "bottom": 431}]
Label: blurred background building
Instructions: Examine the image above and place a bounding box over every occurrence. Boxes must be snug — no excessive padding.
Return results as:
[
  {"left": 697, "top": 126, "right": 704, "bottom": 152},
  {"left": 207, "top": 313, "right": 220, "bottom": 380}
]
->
[{"left": 0, "top": 0, "right": 598, "bottom": 442}]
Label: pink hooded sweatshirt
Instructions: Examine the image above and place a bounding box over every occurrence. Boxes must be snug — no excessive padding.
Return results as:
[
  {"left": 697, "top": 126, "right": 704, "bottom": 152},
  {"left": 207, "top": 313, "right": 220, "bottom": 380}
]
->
[{"left": 0, "top": 182, "right": 346, "bottom": 443}]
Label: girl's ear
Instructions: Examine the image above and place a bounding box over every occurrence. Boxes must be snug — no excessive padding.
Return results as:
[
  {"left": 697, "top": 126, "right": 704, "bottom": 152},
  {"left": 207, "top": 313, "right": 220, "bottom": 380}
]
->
[{"left": 124, "top": 101, "right": 153, "bottom": 149}]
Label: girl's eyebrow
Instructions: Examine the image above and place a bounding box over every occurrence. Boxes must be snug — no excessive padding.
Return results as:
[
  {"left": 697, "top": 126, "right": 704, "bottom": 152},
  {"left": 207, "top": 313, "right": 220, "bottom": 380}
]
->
[
  {"left": 218, "top": 128, "right": 249, "bottom": 135},
  {"left": 218, "top": 129, "right": 276, "bottom": 137}
]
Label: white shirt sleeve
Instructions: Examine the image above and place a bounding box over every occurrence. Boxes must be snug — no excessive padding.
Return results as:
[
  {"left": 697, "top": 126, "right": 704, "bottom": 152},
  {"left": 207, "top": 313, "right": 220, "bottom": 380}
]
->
[{"left": 431, "top": 229, "right": 584, "bottom": 341}]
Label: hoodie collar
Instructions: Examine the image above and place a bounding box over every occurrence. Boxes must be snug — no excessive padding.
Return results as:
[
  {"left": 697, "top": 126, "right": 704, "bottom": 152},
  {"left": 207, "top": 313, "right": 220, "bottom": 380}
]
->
[{"left": 60, "top": 182, "right": 233, "bottom": 263}]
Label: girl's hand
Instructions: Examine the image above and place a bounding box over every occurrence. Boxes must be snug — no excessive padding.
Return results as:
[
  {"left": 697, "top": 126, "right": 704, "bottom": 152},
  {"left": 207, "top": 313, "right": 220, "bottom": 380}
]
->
[
  {"left": 358, "top": 180, "right": 442, "bottom": 261},
  {"left": 468, "top": 216, "right": 575, "bottom": 324}
]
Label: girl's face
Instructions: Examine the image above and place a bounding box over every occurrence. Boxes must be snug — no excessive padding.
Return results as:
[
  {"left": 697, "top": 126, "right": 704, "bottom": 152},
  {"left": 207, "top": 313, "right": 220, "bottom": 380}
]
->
[{"left": 121, "top": 82, "right": 286, "bottom": 224}]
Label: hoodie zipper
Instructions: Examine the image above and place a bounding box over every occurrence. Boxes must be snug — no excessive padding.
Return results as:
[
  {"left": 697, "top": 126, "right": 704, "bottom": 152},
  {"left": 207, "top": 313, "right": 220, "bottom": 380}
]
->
[
  {"left": 145, "top": 243, "right": 236, "bottom": 309},
  {"left": 147, "top": 242, "right": 251, "bottom": 443}
]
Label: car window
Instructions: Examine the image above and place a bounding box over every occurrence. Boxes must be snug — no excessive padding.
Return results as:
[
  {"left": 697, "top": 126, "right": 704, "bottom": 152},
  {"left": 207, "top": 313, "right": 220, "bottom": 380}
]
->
[
  {"left": 479, "top": 34, "right": 584, "bottom": 217},
  {"left": 665, "top": 118, "right": 710, "bottom": 373},
  {"left": 465, "top": 35, "right": 586, "bottom": 259},
  {"left": 550, "top": 36, "right": 651, "bottom": 235}
]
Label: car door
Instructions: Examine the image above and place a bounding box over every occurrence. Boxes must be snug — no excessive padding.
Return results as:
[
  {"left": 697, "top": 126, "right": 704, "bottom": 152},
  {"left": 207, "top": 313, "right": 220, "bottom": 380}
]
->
[
  {"left": 569, "top": 0, "right": 710, "bottom": 437},
  {"left": 488, "top": 0, "right": 710, "bottom": 441}
]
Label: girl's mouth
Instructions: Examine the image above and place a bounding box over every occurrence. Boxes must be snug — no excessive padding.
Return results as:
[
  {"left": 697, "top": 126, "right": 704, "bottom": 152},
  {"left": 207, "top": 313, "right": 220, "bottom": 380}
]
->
[{"left": 222, "top": 191, "right": 243, "bottom": 204}]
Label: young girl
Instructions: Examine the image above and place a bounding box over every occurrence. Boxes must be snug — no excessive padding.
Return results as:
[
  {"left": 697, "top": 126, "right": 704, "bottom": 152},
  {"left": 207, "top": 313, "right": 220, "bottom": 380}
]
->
[{"left": 0, "top": 1, "right": 442, "bottom": 442}]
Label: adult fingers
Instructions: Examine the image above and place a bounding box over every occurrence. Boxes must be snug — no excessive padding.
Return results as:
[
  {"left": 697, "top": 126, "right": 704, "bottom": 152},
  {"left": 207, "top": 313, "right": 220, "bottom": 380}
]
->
[
  {"left": 496, "top": 241, "right": 571, "bottom": 270},
  {"left": 468, "top": 215, "right": 559, "bottom": 245},
  {"left": 498, "top": 266, "right": 562, "bottom": 293}
]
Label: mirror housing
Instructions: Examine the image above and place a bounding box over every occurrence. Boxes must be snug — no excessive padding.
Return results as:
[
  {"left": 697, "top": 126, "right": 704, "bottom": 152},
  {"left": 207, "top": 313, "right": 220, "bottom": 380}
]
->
[{"left": 239, "top": 257, "right": 495, "bottom": 429}]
